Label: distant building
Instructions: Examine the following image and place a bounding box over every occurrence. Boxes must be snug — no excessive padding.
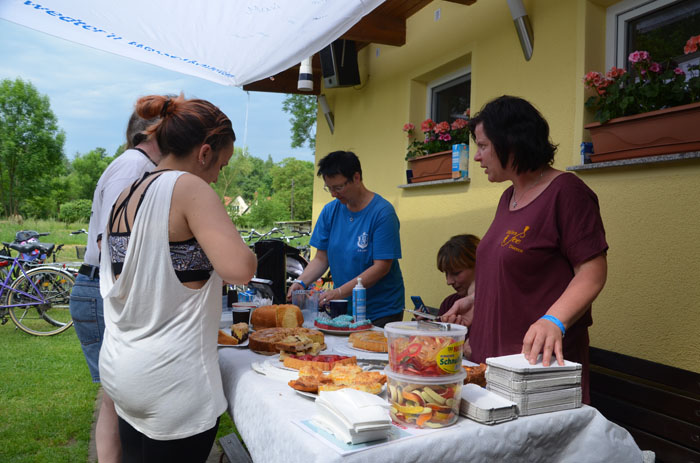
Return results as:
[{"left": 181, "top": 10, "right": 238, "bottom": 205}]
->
[{"left": 224, "top": 195, "right": 249, "bottom": 217}]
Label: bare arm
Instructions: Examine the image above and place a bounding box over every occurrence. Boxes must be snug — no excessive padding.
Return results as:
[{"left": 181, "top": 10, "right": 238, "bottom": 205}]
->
[
  {"left": 522, "top": 253, "right": 607, "bottom": 366},
  {"left": 286, "top": 250, "right": 330, "bottom": 300},
  {"left": 318, "top": 259, "right": 393, "bottom": 305},
  {"left": 175, "top": 175, "right": 257, "bottom": 285}
]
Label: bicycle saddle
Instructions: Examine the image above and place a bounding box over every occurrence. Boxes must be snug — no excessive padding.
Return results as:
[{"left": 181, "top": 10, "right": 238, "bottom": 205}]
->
[{"left": 8, "top": 241, "right": 55, "bottom": 255}]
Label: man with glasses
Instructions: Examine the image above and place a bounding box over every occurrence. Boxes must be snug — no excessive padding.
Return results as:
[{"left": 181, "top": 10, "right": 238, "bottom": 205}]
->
[{"left": 287, "top": 151, "right": 404, "bottom": 327}]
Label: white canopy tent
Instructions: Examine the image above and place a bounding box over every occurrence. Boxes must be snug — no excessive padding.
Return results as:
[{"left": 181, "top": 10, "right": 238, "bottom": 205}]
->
[{"left": 0, "top": 0, "right": 384, "bottom": 87}]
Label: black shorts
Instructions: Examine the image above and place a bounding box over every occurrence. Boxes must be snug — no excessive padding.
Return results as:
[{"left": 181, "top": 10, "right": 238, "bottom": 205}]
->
[{"left": 118, "top": 415, "right": 220, "bottom": 463}]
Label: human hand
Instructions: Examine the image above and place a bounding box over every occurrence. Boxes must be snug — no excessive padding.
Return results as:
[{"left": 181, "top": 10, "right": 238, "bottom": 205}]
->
[
  {"left": 441, "top": 295, "right": 474, "bottom": 326},
  {"left": 319, "top": 288, "right": 341, "bottom": 306},
  {"left": 462, "top": 338, "right": 472, "bottom": 358},
  {"left": 286, "top": 281, "right": 304, "bottom": 302},
  {"left": 522, "top": 317, "right": 565, "bottom": 366}
]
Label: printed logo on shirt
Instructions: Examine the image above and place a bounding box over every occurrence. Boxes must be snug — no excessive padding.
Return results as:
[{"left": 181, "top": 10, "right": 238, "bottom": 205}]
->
[
  {"left": 501, "top": 226, "right": 530, "bottom": 253},
  {"left": 357, "top": 232, "right": 369, "bottom": 251}
]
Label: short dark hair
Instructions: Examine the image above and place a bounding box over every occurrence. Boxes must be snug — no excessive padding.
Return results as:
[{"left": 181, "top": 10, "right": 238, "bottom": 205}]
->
[
  {"left": 317, "top": 151, "right": 362, "bottom": 180},
  {"left": 437, "top": 234, "right": 480, "bottom": 274},
  {"left": 125, "top": 111, "right": 159, "bottom": 148},
  {"left": 468, "top": 95, "right": 557, "bottom": 174}
]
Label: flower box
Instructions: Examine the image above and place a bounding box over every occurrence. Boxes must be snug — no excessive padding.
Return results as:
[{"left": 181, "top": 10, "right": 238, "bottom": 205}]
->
[
  {"left": 408, "top": 150, "right": 453, "bottom": 183},
  {"left": 585, "top": 102, "right": 700, "bottom": 162}
]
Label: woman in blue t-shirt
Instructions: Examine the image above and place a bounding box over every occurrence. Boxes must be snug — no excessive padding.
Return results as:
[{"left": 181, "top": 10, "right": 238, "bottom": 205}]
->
[{"left": 286, "top": 151, "right": 405, "bottom": 327}]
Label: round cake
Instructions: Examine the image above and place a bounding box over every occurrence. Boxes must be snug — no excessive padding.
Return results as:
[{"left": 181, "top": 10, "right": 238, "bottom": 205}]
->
[
  {"left": 248, "top": 327, "right": 324, "bottom": 354},
  {"left": 314, "top": 314, "right": 372, "bottom": 331}
]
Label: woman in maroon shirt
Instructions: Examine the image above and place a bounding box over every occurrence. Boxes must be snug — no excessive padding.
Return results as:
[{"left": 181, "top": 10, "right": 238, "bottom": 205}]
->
[{"left": 458, "top": 96, "right": 607, "bottom": 403}]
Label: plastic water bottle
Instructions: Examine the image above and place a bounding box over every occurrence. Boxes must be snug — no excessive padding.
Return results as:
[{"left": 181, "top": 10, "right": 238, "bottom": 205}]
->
[{"left": 352, "top": 278, "right": 366, "bottom": 322}]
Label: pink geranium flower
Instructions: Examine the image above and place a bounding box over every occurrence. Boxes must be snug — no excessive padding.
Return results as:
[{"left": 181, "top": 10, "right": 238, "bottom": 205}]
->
[
  {"left": 403, "top": 113, "right": 471, "bottom": 160},
  {"left": 451, "top": 118, "right": 468, "bottom": 130},
  {"left": 433, "top": 121, "right": 450, "bottom": 134},
  {"left": 584, "top": 35, "right": 700, "bottom": 124},
  {"left": 685, "top": 35, "right": 700, "bottom": 54},
  {"left": 420, "top": 119, "right": 436, "bottom": 132},
  {"left": 628, "top": 50, "right": 650, "bottom": 63}
]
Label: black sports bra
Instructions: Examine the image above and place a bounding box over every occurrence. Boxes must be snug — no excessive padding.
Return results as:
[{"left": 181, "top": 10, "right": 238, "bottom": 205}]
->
[{"left": 107, "top": 170, "right": 213, "bottom": 283}]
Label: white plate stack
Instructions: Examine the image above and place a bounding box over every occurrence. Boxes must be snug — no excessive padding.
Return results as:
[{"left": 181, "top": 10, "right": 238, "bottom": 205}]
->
[
  {"left": 460, "top": 383, "right": 518, "bottom": 424},
  {"left": 313, "top": 388, "right": 393, "bottom": 444},
  {"left": 485, "top": 354, "right": 582, "bottom": 416}
]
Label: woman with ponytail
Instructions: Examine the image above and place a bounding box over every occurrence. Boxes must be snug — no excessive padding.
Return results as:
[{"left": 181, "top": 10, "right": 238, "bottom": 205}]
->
[{"left": 99, "top": 94, "right": 256, "bottom": 462}]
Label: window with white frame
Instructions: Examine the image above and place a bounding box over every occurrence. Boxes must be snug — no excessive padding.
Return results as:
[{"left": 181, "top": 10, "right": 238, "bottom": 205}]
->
[
  {"left": 607, "top": 0, "right": 700, "bottom": 72},
  {"left": 426, "top": 69, "right": 471, "bottom": 123}
]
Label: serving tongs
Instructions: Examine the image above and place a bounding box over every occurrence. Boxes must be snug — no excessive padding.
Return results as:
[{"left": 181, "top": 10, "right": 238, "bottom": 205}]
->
[{"left": 403, "top": 308, "right": 441, "bottom": 321}]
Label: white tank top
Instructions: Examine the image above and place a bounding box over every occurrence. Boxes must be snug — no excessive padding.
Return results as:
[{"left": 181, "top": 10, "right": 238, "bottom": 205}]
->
[{"left": 99, "top": 170, "right": 226, "bottom": 440}]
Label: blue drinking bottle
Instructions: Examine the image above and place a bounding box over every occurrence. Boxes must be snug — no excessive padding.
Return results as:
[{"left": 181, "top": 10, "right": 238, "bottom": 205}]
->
[{"left": 352, "top": 278, "right": 366, "bottom": 322}]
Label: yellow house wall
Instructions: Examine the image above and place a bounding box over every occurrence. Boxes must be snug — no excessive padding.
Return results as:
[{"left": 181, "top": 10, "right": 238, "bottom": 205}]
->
[{"left": 313, "top": 0, "right": 700, "bottom": 372}]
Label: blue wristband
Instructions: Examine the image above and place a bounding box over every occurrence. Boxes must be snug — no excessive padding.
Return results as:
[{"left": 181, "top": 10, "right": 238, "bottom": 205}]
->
[
  {"left": 541, "top": 314, "right": 566, "bottom": 336},
  {"left": 295, "top": 279, "right": 307, "bottom": 290}
]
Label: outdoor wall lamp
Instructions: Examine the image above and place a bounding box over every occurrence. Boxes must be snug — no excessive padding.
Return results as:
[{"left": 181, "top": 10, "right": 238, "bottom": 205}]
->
[
  {"left": 507, "top": 0, "right": 534, "bottom": 61},
  {"left": 298, "top": 56, "right": 314, "bottom": 91},
  {"left": 318, "top": 94, "right": 334, "bottom": 134}
]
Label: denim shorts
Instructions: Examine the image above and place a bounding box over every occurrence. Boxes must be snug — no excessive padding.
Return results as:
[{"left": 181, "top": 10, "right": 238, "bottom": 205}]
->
[{"left": 69, "top": 273, "right": 104, "bottom": 382}]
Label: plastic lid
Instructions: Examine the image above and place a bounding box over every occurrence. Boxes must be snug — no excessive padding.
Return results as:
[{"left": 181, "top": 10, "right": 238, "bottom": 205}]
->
[
  {"left": 384, "top": 321, "right": 468, "bottom": 337},
  {"left": 384, "top": 366, "right": 466, "bottom": 384}
]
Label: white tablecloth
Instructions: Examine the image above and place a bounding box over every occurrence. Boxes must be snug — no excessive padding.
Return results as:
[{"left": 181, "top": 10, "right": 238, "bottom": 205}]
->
[{"left": 218, "top": 334, "right": 643, "bottom": 463}]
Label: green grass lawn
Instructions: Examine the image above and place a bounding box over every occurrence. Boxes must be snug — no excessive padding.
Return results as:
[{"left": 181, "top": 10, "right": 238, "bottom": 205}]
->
[
  {"left": 0, "top": 324, "right": 237, "bottom": 463},
  {"left": 0, "top": 324, "right": 97, "bottom": 462}
]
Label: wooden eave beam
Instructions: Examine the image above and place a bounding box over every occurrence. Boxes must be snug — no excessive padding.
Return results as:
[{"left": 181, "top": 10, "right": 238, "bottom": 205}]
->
[
  {"left": 444, "top": 0, "right": 477, "bottom": 5},
  {"left": 341, "top": 13, "right": 406, "bottom": 46},
  {"left": 242, "top": 57, "right": 322, "bottom": 95}
]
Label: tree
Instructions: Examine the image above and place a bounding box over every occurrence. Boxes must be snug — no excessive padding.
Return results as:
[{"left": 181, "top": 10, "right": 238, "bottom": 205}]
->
[
  {"left": 269, "top": 158, "right": 314, "bottom": 220},
  {"left": 0, "top": 78, "right": 66, "bottom": 217},
  {"left": 68, "top": 148, "right": 113, "bottom": 200},
  {"left": 281, "top": 94, "right": 317, "bottom": 149}
]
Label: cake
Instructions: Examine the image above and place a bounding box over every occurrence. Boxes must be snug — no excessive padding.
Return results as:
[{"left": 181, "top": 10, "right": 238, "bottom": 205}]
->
[
  {"left": 231, "top": 323, "right": 249, "bottom": 343},
  {"left": 281, "top": 353, "right": 357, "bottom": 371},
  {"left": 218, "top": 329, "right": 239, "bottom": 345},
  {"left": 349, "top": 331, "right": 387, "bottom": 352},
  {"left": 248, "top": 327, "right": 324, "bottom": 354},
  {"left": 314, "top": 314, "right": 372, "bottom": 331},
  {"left": 288, "top": 362, "right": 387, "bottom": 394},
  {"left": 250, "top": 304, "right": 303, "bottom": 330}
]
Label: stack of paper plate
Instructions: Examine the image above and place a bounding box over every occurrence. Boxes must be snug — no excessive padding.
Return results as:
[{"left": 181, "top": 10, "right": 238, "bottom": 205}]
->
[
  {"left": 460, "top": 383, "right": 517, "bottom": 425},
  {"left": 485, "top": 354, "right": 582, "bottom": 416}
]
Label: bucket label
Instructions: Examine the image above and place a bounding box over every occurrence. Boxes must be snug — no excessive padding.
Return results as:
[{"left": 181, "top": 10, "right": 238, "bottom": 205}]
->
[{"left": 436, "top": 341, "right": 464, "bottom": 374}]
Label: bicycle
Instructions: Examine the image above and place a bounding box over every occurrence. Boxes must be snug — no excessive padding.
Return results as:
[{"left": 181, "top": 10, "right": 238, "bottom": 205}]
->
[{"left": 0, "top": 240, "right": 76, "bottom": 336}]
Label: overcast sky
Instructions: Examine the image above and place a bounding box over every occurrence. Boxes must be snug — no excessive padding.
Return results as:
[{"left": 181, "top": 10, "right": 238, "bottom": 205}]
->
[{"left": 0, "top": 19, "right": 315, "bottom": 162}]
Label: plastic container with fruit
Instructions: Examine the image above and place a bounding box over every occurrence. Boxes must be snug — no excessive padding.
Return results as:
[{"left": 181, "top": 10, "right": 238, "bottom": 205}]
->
[
  {"left": 384, "top": 321, "right": 467, "bottom": 376},
  {"left": 385, "top": 367, "right": 466, "bottom": 428}
]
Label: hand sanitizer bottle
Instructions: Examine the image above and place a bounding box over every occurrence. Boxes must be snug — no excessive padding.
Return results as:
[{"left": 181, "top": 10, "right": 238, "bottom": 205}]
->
[{"left": 352, "top": 278, "right": 366, "bottom": 322}]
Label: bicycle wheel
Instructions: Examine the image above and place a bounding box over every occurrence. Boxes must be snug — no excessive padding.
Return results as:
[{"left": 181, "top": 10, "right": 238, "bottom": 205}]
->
[{"left": 7, "top": 267, "right": 75, "bottom": 336}]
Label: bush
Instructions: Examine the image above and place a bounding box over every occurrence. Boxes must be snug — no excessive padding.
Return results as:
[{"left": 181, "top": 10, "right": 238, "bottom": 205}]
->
[
  {"left": 21, "top": 197, "right": 58, "bottom": 219},
  {"left": 58, "top": 199, "right": 92, "bottom": 224},
  {"left": 244, "top": 197, "right": 289, "bottom": 228}
]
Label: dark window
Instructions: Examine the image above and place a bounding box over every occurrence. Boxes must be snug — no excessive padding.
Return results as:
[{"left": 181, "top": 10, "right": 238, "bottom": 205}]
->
[
  {"left": 430, "top": 74, "right": 470, "bottom": 123},
  {"left": 626, "top": 0, "right": 700, "bottom": 71}
]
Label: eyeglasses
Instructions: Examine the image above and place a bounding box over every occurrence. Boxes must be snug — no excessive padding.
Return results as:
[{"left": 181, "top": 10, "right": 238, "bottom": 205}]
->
[{"left": 323, "top": 179, "right": 351, "bottom": 194}]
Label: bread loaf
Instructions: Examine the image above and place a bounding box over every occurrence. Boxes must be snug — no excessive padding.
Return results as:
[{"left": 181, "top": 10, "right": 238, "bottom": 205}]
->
[{"left": 251, "top": 304, "right": 303, "bottom": 330}]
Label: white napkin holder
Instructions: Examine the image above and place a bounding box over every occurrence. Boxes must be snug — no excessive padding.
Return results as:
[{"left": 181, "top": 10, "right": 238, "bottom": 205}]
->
[{"left": 313, "top": 388, "right": 392, "bottom": 444}]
